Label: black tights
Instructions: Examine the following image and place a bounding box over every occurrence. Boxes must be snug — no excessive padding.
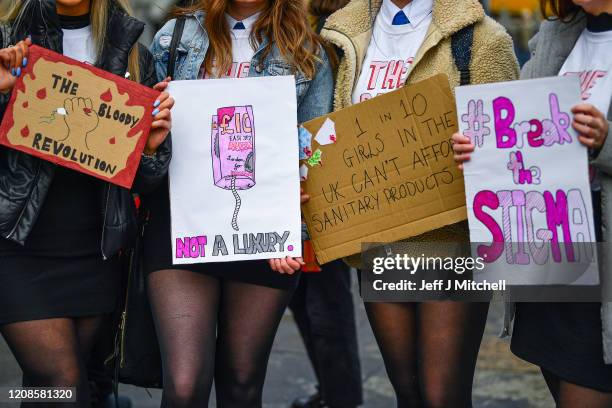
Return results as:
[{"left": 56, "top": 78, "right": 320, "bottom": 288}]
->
[
  {"left": 541, "top": 369, "right": 612, "bottom": 408},
  {"left": 364, "top": 301, "right": 489, "bottom": 408},
  {"left": 147, "top": 269, "right": 294, "bottom": 408},
  {"left": 1, "top": 316, "right": 104, "bottom": 408}
]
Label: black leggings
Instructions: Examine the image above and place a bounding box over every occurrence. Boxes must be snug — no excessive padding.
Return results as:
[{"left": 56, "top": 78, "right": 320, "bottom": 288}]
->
[
  {"left": 364, "top": 301, "right": 489, "bottom": 408},
  {"left": 147, "top": 269, "right": 294, "bottom": 408},
  {"left": 1, "top": 315, "right": 105, "bottom": 408}
]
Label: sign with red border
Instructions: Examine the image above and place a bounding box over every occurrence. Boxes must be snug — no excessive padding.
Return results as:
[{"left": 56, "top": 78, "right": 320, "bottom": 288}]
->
[{"left": 0, "top": 45, "right": 160, "bottom": 189}]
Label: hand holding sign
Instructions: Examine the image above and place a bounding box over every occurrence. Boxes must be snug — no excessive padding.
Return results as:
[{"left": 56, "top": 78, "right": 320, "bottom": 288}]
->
[
  {"left": 0, "top": 45, "right": 160, "bottom": 188},
  {"left": 0, "top": 38, "right": 31, "bottom": 94},
  {"left": 146, "top": 88, "right": 174, "bottom": 156}
]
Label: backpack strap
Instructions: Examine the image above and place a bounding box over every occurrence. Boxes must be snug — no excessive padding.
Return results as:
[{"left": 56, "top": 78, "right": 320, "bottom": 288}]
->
[
  {"left": 451, "top": 24, "right": 475, "bottom": 86},
  {"left": 166, "top": 17, "right": 187, "bottom": 79}
]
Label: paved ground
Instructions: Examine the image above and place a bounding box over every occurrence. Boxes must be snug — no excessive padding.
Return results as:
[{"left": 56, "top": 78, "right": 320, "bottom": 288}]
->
[{"left": 0, "top": 284, "right": 554, "bottom": 408}]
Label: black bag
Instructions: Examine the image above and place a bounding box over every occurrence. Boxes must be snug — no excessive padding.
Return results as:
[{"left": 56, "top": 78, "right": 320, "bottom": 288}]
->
[
  {"left": 112, "top": 209, "right": 163, "bottom": 388},
  {"left": 108, "top": 16, "right": 187, "bottom": 390}
]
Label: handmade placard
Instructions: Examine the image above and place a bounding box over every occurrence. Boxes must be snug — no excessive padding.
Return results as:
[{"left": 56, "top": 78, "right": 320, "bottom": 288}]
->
[
  {"left": 168, "top": 76, "right": 301, "bottom": 264},
  {"left": 456, "top": 76, "right": 598, "bottom": 285},
  {"left": 0, "top": 45, "right": 160, "bottom": 189},
  {"left": 301, "top": 74, "right": 466, "bottom": 264}
]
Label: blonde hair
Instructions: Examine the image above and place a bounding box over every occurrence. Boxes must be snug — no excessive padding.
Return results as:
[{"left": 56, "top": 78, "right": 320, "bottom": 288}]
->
[
  {"left": 175, "top": 0, "right": 323, "bottom": 79},
  {"left": 1, "top": 0, "right": 140, "bottom": 82}
]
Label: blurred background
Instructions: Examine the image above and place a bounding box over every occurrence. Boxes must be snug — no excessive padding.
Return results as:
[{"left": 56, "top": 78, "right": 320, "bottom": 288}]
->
[{"left": 130, "top": 0, "right": 541, "bottom": 66}]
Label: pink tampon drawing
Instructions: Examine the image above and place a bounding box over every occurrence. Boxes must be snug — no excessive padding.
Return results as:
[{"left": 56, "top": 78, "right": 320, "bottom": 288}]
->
[{"left": 211, "top": 106, "right": 255, "bottom": 231}]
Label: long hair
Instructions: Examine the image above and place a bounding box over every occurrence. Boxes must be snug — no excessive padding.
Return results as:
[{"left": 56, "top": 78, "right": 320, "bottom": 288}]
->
[
  {"left": 174, "top": 0, "right": 323, "bottom": 79},
  {"left": 1, "top": 0, "right": 141, "bottom": 83},
  {"left": 309, "top": 0, "right": 349, "bottom": 18},
  {"left": 540, "top": 0, "right": 581, "bottom": 20}
]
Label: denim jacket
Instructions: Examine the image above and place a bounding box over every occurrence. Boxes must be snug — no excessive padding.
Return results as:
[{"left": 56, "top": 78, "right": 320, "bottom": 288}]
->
[{"left": 149, "top": 11, "right": 334, "bottom": 124}]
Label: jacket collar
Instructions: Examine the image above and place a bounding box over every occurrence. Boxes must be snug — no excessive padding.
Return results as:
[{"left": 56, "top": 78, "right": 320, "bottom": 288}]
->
[
  {"left": 324, "top": 0, "right": 484, "bottom": 40},
  {"left": 532, "top": 11, "right": 587, "bottom": 78}
]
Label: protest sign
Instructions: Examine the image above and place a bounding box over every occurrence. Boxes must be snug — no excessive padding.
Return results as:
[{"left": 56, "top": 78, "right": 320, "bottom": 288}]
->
[
  {"left": 168, "top": 76, "right": 301, "bottom": 264},
  {"left": 456, "top": 76, "right": 598, "bottom": 285},
  {"left": 300, "top": 74, "right": 466, "bottom": 265},
  {"left": 0, "top": 45, "right": 159, "bottom": 189}
]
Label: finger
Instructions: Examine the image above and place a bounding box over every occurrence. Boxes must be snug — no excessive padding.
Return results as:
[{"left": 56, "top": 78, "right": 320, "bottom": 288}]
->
[
  {"left": 0, "top": 51, "right": 11, "bottom": 69},
  {"left": 572, "top": 103, "right": 602, "bottom": 118},
  {"left": 85, "top": 98, "right": 93, "bottom": 110},
  {"left": 7, "top": 48, "right": 17, "bottom": 74},
  {"left": 454, "top": 153, "right": 471, "bottom": 163},
  {"left": 573, "top": 113, "right": 593, "bottom": 126},
  {"left": 158, "top": 97, "right": 174, "bottom": 112},
  {"left": 12, "top": 45, "right": 23, "bottom": 72},
  {"left": 451, "top": 133, "right": 471, "bottom": 144},
  {"left": 285, "top": 257, "right": 300, "bottom": 270},
  {"left": 153, "top": 81, "right": 169, "bottom": 92},
  {"left": 573, "top": 121, "right": 599, "bottom": 139},
  {"left": 151, "top": 120, "right": 172, "bottom": 130},
  {"left": 153, "top": 109, "right": 171, "bottom": 121},
  {"left": 453, "top": 143, "right": 475, "bottom": 153},
  {"left": 272, "top": 259, "right": 281, "bottom": 273},
  {"left": 154, "top": 91, "right": 169, "bottom": 106},
  {"left": 267, "top": 259, "right": 277, "bottom": 272},
  {"left": 458, "top": 163, "right": 464, "bottom": 171},
  {"left": 280, "top": 259, "right": 294, "bottom": 274},
  {"left": 578, "top": 135, "right": 596, "bottom": 148},
  {"left": 296, "top": 257, "right": 305, "bottom": 266},
  {"left": 77, "top": 97, "right": 86, "bottom": 108},
  {"left": 300, "top": 194, "right": 310, "bottom": 204},
  {"left": 16, "top": 41, "right": 27, "bottom": 68}
]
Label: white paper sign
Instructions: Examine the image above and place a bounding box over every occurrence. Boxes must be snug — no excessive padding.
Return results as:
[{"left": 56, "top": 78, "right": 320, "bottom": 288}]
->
[
  {"left": 456, "top": 76, "right": 598, "bottom": 285},
  {"left": 168, "top": 76, "right": 302, "bottom": 264}
]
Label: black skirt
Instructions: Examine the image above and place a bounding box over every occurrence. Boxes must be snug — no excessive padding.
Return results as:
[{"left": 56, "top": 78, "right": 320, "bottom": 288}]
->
[
  {"left": 511, "top": 302, "right": 612, "bottom": 392},
  {"left": 141, "top": 181, "right": 300, "bottom": 290},
  {"left": 0, "top": 254, "right": 121, "bottom": 326}
]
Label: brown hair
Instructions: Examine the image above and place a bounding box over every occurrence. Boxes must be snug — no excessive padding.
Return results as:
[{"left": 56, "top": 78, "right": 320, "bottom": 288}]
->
[
  {"left": 174, "top": 0, "right": 323, "bottom": 79},
  {"left": 540, "top": 0, "right": 581, "bottom": 20},
  {"left": 309, "top": 0, "right": 349, "bottom": 17}
]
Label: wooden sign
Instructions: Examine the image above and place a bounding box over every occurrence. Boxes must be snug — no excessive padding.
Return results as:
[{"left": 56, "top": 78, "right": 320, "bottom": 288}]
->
[
  {"left": 301, "top": 74, "right": 466, "bottom": 264},
  {"left": 0, "top": 45, "right": 160, "bottom": 189}
]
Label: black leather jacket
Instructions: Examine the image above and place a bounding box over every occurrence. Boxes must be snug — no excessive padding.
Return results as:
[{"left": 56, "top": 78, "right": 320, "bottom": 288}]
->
[{"left": 0, "top": 0, "right": 171, "bottom": 258}]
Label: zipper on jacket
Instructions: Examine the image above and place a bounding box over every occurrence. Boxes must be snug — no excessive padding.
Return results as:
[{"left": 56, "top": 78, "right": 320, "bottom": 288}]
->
[
  {"left": 6, "top": 162, "right": 42, "bottom": 240},
  {"left": 100, "top": 184, "right": 111, "bottom": 260}
]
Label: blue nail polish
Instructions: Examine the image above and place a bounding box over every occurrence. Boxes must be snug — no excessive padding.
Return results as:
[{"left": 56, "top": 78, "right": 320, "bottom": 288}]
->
[
  {"left": 11, "top": 68, "right": 15, "bottom": 76},
  {"left": 16, "top": 67, "right": 21, "bottom": 77},
  {"left": 22, "top": 57, "right": 27, "bottom": 67},
  {"left": 153, "top": 100, "right": 161, "bottom": 108},
  {"left": 152, "top": 108, "right": 160, "bottom": 116}
]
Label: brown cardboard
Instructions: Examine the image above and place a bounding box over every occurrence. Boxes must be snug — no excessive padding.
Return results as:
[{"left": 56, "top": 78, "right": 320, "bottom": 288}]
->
[
  {"left": 0, "top": 45, "right": 160, "bottom": 189},
  {"left": 301, "top": 74, "right": 467, "bottom": 264}
]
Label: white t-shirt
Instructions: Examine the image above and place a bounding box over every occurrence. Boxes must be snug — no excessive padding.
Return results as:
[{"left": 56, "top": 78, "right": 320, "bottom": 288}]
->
[
  {"left": 201, "top": 12, "right": 259, "bottom": 79},
  {"left": 560, "top": 29, "right": 612, "bottom": 116},
  {"left": 62, "top": 26, "right": 97, "bottom": 64},
  {"left": 352, "top": 0, "right": 433, "bottom": 104},
  {"left": 559, "top": 28, "right": 612, "bottom": 190}
]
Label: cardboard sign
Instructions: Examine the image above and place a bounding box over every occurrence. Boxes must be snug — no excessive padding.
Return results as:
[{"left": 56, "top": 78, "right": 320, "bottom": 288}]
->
[
  {"left": 0, "top": 45, "right": 159, "bottom": 189},
  {"left": 301, "top": 74, "right": 466, "bottom": 264},
  {"left": 456, "top": 76, "right": 598, "bottom": 285},
  {"left": 168, "top": 76, "right": 302, "bottom": 264}
]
